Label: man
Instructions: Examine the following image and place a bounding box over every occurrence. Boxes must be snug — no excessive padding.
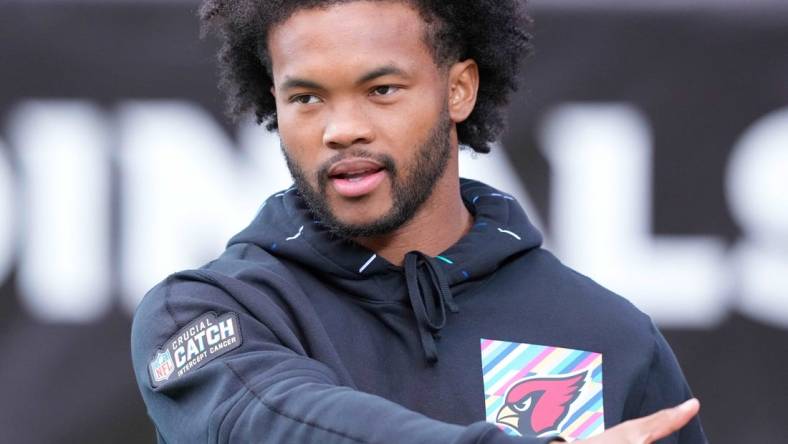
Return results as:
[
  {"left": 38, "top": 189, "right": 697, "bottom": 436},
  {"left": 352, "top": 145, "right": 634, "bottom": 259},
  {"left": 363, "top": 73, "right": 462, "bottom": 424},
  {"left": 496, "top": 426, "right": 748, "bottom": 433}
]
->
[{"left": 131, "top": 1, "right": 706, "bottom": 442}]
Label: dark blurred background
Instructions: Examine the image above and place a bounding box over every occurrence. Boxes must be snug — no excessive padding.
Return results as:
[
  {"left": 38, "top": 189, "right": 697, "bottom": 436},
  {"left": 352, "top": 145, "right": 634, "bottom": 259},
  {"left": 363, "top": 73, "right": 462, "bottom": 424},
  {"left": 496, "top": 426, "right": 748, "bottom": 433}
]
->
[{"left": 1, "top": 0, "right": 786, "bottom": 442}]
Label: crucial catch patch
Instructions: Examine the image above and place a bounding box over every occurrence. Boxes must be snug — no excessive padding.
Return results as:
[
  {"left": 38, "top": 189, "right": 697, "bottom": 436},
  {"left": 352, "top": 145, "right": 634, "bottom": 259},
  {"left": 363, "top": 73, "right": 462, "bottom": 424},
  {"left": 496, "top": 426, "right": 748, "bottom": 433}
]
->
[{"left": 149, "top": 312, "right": 242, "bottom": 388}]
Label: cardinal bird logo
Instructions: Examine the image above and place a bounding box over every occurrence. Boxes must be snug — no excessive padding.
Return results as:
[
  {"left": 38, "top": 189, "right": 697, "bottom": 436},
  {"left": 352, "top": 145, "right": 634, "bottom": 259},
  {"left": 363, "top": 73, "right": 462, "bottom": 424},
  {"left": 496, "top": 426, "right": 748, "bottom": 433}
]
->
[{"left": 496, "top": 371, "right": 587, "bottom": 436}]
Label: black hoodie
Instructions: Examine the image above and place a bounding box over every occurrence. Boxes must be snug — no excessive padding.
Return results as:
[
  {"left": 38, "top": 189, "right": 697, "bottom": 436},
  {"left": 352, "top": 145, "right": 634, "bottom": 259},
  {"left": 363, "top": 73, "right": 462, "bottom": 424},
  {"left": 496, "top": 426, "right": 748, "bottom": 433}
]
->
[{"left": 131, "top": 179, "right": 706, "bottom": 443}]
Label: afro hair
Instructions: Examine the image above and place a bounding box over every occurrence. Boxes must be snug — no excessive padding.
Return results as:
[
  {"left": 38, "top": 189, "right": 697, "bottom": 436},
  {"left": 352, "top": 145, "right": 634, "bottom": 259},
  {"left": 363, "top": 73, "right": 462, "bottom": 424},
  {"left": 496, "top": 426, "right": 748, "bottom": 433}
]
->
[{"left": 199, "top": 0, "right": 531, "bottom": 153}]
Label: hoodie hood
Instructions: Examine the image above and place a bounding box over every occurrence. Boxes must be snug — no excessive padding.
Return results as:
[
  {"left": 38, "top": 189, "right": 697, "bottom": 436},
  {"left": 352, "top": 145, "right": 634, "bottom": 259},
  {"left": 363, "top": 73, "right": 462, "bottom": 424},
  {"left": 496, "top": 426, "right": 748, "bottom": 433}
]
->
[{"left": 228, "top": 178, "right": 542, "bottom": 362}]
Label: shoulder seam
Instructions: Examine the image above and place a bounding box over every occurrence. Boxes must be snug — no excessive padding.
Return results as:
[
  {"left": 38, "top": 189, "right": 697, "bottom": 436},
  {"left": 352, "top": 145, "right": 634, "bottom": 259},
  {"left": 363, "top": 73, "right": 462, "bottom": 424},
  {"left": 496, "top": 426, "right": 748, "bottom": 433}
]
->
[{"left": 224, "top": 362, "right": 370, "bottom": 444}]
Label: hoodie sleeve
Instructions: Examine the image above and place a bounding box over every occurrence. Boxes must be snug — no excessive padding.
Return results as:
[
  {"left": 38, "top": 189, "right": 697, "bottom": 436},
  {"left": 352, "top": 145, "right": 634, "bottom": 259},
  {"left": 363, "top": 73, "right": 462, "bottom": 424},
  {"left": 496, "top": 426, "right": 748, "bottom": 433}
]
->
[
  {"left": 634, "top": 323, "right": 708, "bottom": 444},
  {"left": 131, "top": 275, "right": 555, "bottom": 444}
]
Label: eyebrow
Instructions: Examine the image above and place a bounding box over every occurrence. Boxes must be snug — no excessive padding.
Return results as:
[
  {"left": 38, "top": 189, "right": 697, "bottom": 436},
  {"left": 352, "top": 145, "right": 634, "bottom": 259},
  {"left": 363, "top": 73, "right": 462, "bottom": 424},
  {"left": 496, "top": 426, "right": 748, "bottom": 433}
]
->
[
  {"left": 355, "top": 65, "right": 408, "bottom": 85},
  {"left": 280, "top": 77, "right": 325, "bottom": 92},
  {"left": 279, "top": 65, "right": 409, "bottom": 92}
]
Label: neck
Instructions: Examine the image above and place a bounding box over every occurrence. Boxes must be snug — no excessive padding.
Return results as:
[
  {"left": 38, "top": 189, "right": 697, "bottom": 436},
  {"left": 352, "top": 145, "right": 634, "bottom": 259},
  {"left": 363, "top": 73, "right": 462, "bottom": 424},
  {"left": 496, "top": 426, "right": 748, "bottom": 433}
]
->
[{"left": 354, "top": 148, "right": 473, "bottom": 266}]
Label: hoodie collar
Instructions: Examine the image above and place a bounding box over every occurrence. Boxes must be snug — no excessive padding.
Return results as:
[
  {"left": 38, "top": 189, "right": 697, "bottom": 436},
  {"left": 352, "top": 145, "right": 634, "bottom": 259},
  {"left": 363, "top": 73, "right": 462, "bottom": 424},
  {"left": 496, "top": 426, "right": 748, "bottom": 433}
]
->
[
  {"left": 229, "top": 179, "right": 542, "bottom": 284},
  {"left": 227, "top": 178, "right": 543, "bottom": 363}
]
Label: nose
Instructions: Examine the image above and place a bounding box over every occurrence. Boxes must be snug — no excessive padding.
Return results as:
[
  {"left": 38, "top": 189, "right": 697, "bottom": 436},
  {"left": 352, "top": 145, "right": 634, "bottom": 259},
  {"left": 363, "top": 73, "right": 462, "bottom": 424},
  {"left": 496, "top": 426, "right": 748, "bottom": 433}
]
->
[{"left": 322, "top": 103, "right": 375, "bottom": 149}]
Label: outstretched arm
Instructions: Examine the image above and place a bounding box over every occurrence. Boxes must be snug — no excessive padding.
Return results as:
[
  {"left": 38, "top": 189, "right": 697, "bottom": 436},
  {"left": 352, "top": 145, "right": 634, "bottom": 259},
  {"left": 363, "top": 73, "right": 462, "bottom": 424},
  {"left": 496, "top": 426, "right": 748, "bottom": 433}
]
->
[{"left": 132, "top": 273, "right": 554, "bottom": 444}]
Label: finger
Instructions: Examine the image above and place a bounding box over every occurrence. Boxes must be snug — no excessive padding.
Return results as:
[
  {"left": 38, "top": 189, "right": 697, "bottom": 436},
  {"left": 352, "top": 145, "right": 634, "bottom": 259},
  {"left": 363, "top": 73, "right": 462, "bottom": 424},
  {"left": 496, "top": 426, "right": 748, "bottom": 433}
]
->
[{"left": 635, "top": 398, "right": 700, "bottom": 442}]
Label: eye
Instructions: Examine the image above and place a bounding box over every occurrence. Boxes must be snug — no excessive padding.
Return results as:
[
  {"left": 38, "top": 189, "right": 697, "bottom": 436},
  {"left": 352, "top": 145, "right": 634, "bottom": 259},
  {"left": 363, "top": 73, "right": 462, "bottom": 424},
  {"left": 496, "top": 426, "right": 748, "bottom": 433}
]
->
[
  {"left": 371, "top": 85, "right": 400, "bottom": 96},
  {"left": 290, "top": 94, "right": 321, "bottom": 105},
  {"left": 513, "top": 397, "right": 532, "bottom": 412}
]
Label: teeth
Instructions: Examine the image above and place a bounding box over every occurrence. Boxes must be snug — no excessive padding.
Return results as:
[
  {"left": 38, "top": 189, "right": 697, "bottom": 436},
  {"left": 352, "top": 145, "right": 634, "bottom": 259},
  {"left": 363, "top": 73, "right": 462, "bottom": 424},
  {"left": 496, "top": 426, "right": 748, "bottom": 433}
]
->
[
  {"left": 340, "top": 170, "right": 375, "bottom": 180},
  {"left": 333, "top": 168, "right": 382, "bottom": 181}
]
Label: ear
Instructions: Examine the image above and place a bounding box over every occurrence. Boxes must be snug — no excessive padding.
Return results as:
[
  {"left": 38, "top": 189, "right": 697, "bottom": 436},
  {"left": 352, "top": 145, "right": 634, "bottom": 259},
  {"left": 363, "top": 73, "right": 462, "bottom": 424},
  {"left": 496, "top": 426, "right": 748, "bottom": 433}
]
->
[{"left": 447, "top": 59, "right": 479, "bottom": 124}]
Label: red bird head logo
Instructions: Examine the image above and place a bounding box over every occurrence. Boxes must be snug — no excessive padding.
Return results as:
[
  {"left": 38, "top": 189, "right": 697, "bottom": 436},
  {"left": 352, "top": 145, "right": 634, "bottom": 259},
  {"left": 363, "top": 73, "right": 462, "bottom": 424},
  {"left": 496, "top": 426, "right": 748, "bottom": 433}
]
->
[{"left": 496, "top": 371, "right": 587, "bottom": 436}]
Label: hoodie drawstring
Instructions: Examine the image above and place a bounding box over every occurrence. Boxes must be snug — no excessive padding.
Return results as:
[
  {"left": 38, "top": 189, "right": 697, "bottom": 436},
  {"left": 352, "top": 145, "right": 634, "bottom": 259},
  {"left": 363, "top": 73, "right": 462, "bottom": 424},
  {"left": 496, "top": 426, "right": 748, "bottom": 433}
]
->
[{"left": 404, "top": 252, "right": 460, "bottom": 364}]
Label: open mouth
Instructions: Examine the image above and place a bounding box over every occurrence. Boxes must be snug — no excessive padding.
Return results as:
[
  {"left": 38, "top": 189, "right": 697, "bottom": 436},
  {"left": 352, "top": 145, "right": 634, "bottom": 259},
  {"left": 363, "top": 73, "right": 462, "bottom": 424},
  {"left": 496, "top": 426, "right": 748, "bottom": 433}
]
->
[
  {"left": 327, "top": 159, "right": 387, "bottom": 197},
  {"left": 330, "top": 167, "right": 384, "bottom": 182}
]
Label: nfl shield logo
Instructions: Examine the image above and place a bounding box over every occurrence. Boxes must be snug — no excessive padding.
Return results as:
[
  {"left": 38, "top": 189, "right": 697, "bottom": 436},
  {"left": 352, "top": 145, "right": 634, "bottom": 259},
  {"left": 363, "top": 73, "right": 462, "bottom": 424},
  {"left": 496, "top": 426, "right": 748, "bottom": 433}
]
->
[{"left": 150, "top": 350, "right": 175, "bottom": 383}]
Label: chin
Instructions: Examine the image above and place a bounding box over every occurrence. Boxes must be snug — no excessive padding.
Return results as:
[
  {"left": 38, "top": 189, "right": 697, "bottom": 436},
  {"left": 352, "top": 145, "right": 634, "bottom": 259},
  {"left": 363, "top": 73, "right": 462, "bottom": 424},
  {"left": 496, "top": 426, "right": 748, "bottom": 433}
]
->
[
  {"left": 332, "top": 211, "right": 389, "bottom": 230},
  {"left": 330, "top": 198, "right": 390, "bottom": 221},
  {"left": 324, "top": 203, "right": 403, "bottom": 238}
]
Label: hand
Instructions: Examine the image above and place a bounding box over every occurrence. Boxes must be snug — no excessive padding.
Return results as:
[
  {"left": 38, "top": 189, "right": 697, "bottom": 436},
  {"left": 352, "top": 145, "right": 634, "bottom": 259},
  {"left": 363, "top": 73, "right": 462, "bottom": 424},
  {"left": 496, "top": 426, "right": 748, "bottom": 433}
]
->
[{"left": 552, "top": 398, "right": 700, "bottom": 444}]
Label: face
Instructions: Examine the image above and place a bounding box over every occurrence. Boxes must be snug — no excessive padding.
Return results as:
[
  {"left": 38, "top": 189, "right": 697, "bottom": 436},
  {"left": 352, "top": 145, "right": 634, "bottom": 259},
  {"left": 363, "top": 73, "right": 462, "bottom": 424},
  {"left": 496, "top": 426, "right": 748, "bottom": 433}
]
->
[{"left": 268, "top": 1, "right": 457, "bottom": 238}]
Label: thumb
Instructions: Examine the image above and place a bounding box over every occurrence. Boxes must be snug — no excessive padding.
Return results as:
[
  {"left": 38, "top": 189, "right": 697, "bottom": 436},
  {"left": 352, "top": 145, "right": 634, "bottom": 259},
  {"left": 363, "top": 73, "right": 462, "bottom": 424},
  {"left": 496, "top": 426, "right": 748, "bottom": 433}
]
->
[{"left": 632, "top": 398, "right": 700, "bottom": 442}]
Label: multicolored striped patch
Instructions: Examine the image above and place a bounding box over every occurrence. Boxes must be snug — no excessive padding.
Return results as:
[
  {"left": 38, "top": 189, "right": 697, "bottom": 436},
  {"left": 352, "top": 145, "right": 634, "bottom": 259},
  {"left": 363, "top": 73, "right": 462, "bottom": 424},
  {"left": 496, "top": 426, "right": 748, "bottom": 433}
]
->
[{"left": 480, "top": 339, "right": 604, "bottom": 441}]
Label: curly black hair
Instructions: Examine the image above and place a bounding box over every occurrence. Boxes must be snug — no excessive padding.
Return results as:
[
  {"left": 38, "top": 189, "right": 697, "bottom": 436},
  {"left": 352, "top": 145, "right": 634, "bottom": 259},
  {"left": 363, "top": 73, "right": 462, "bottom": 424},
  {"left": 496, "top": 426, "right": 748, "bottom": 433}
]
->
[{"left": 199, "top": 0, "right": 531, "bottom": 153}]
